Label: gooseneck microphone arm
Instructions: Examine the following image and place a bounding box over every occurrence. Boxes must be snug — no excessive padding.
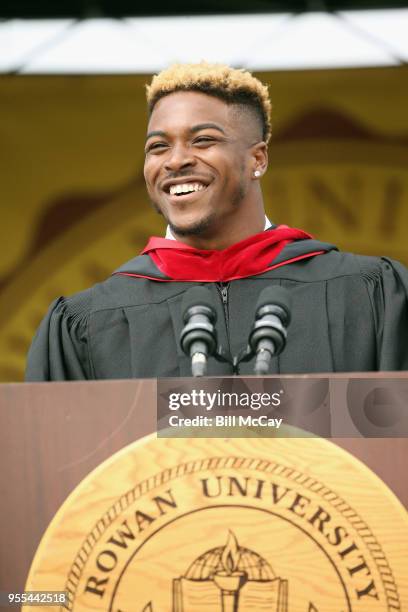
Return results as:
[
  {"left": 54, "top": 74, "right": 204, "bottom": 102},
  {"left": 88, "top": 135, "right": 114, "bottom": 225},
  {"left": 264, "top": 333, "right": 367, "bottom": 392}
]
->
[
  {"left": 234, "top": 286, "right": 292, "bottom": 376},
  {"left": 180, "top": 287, "right": 231, "bottom": 377},
  {"left": 250, "top": 302, "right": 290, "bottom": 375}
]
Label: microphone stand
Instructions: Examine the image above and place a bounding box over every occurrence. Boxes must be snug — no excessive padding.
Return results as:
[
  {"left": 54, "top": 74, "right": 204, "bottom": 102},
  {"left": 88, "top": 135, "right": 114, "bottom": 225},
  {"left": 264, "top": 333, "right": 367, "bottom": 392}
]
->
[{"left": 180, "top": 313, "right": 232, "bottom": 377}]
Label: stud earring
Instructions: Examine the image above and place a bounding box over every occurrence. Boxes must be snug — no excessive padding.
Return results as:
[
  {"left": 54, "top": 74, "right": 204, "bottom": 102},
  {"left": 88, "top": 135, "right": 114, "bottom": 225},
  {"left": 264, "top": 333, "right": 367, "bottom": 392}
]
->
[{"left": 254, "top": 170, "right": 261, "bottom": 178}]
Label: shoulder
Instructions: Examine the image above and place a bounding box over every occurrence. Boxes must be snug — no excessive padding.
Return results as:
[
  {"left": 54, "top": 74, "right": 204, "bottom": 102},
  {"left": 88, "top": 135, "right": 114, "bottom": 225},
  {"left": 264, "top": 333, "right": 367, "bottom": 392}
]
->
[
  {"left": 310, "top": 250, "right": 392, "bottom": 278},
  {"left": 344, "top": 253, "right": 408, "bottom": 290},
  {"left": 54, "top": 287, "right": 93, "bottom": 318},
  {"left": 58, "top": 274, "right": 188, "bottom": 316},
  {"left": 268, "top": 249, "right": 407, "bottom": 284},
  {"left": 43, "top": 289, "right": 93, "bottom": 329}
]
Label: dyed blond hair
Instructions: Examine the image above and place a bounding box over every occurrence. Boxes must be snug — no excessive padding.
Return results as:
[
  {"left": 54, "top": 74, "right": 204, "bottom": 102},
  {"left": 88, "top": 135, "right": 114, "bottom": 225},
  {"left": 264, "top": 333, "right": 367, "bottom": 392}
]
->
[{"left": 146, "top": 62, "right": 272, "bottom": 143}]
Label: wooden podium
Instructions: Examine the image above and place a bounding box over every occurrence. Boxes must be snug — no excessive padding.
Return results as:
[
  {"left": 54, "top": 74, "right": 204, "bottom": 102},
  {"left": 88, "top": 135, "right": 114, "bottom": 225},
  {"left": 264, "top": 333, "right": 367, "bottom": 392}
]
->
[{"left": 0, "top": 377, "right": 407, "bottom": 611}]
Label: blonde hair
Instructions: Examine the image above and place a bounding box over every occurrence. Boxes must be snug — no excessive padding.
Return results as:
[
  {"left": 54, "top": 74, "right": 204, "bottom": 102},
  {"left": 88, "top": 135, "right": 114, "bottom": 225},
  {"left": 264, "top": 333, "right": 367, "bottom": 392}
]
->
[{"left": 146, "top": 62, "right": 272, "bottom": 143}]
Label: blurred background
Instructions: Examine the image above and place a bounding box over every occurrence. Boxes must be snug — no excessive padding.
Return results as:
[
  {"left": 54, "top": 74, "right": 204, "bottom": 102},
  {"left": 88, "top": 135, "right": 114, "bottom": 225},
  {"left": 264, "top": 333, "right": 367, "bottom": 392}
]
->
[{"left": 1, "top": 1, "right": 408, "bottom": 382}]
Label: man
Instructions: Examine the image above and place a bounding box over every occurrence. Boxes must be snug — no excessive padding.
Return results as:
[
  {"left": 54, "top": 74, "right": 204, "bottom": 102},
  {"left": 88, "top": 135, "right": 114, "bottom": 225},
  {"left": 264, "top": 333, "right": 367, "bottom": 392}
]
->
[{"left": 26, "top": 63, "right": 408, "bottom": 380}]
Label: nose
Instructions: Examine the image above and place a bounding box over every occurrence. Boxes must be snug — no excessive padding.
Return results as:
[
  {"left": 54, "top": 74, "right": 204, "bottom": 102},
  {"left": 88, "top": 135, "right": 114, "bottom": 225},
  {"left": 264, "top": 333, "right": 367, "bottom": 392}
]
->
[{"left": 164, "top": 142, "right": 196, "bottom": 172}]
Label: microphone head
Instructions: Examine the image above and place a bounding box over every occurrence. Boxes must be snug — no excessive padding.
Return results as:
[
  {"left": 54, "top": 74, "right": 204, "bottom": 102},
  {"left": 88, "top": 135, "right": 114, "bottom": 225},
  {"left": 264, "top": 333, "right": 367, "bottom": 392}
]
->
[
  {"left": 255, "top": 286, "right": 292, "bottom": 324},
  {"left": 181, "top": 286, "right": 216, "bottom": 322}
]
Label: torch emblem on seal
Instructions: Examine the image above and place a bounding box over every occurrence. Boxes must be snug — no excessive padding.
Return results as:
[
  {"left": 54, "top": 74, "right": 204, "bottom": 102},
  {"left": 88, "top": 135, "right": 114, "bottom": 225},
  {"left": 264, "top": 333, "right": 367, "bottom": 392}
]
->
[{"left": 172, "top": 530, "right": 288, "bottom": 612}]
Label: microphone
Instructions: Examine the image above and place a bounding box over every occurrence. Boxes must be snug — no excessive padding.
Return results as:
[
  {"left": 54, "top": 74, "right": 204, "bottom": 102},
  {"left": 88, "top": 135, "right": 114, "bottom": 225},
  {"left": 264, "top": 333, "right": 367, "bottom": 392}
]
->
[
  {"left": 180, "top": 287, "right": 217, "bottom": 377},
  {"left": 248, "top": 286, "right": 292, "bottom": 376}
]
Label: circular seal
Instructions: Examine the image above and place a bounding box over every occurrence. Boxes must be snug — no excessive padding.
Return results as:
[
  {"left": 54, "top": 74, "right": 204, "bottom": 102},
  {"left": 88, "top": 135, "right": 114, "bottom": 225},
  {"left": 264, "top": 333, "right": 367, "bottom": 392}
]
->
[{"left": 25, "top": 436, "right": 407, "bottom": 611}]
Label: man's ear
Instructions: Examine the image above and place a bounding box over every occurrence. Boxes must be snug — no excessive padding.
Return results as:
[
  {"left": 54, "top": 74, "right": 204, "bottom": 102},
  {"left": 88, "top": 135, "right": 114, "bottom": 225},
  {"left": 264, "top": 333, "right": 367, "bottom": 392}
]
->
[{"left": 251, "top": 141, "right": 268, "bottom": 177}]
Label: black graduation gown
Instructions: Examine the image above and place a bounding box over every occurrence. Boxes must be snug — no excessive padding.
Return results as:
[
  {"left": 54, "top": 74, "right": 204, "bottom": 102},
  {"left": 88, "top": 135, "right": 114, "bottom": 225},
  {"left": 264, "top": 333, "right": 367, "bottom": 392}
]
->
[{"left": 25, "top": 250, "right": 408, "bottom": 380}]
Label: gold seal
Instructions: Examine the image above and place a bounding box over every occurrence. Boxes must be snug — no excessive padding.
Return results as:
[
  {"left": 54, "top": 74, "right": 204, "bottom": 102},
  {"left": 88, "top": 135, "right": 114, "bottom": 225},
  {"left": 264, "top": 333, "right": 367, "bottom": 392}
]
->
[{"left": 25, "top": 436, "right": 407, "bottom": 611}]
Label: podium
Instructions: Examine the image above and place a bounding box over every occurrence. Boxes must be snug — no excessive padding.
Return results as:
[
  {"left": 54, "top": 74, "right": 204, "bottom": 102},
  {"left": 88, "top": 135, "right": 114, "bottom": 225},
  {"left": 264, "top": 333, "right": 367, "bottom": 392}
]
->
[{"left": 0, "top": 377, "right": 407, "bottom": 611}]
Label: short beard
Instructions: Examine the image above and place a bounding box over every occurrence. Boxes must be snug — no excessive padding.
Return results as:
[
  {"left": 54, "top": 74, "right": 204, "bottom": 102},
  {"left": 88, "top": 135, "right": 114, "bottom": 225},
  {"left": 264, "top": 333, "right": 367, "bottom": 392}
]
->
[
  {"left": 169, "top": 212, "right": 216, "bottom": 237},
  {"left": 148, "top": 196, "right": 216, "bottom": 237}
]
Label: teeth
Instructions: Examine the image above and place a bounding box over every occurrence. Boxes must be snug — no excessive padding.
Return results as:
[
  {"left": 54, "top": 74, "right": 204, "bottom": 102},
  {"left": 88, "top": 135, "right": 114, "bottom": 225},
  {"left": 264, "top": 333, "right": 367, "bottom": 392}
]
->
[{"left": 169, "top": 182, "right": 205, "bottom": 195}]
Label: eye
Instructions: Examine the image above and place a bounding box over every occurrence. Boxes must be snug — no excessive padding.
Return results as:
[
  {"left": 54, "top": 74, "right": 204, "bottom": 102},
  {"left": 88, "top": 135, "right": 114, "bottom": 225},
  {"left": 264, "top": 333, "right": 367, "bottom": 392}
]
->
[
  {"left": 193, "top": 136, "right": 217, "bottom": 146},
  {"left": 145, "top": 142, "right": 168, "bottom": 154}
]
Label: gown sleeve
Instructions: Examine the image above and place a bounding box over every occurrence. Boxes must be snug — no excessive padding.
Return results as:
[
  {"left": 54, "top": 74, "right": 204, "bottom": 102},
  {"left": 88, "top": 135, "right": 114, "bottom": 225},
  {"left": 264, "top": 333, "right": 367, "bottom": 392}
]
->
[
  {"left": 25, "top": 293, "right": 93, "bottom": 381},
  {"left": 365, "top": 257, "right": 408, "bottom": 370}
]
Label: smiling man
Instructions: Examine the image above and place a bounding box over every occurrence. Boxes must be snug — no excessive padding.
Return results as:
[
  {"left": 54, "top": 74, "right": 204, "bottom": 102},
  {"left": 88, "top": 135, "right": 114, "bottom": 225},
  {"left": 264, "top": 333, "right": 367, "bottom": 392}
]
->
[{"left": 26, "top": 63, "right": 408, "bottom": 380}]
